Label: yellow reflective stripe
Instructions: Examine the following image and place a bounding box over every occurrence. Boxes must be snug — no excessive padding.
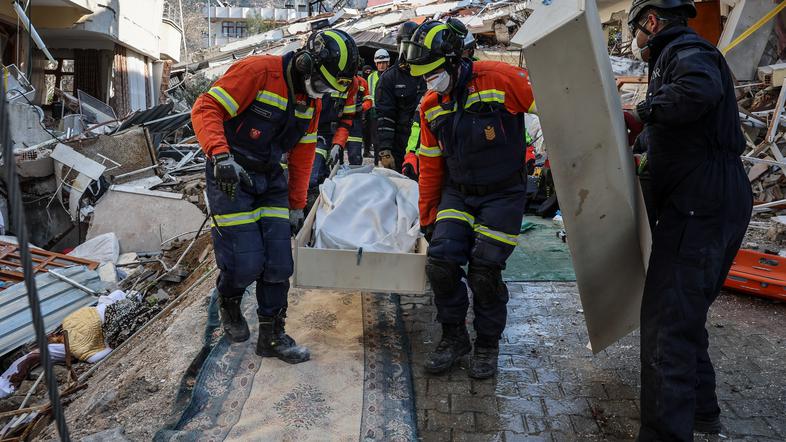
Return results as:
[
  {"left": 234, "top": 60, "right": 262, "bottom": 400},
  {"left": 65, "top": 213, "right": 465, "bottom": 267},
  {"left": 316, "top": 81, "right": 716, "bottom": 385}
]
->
[
  {"left": 316, "top": 148, "right": 328, "bottom": 158},
  {"left": 528, "top": 101, "right": 537, "bottom": 113},
  {"left": 320, "top": 65, "right": 347, "bottom": 92},
  {"left": 474, "top": 225, "right": 518, "bottom": 246},
  {"left": 363, "top": 94, "right": 373, "bottom": 101},
  {"left": 436, "top": 209, "right": 475, "bottom": 225},
  {"left": 280, "top": 162, "right": 288, "bottom": 169},
  {"left": 347, "top": 136, "right": 363, "bottom": 143},
  {"left": 418, "top": 144, "right": 441, "bottom": 157},
  {"left": 324, "top": 31, "right": 348, "bottom": 71},
  {"left": 207, "top": 86, "right": 239, "bottom": 117},
  {"left": 295, "top": 107, "right": 315, "bottom": 119},
  {"left": 424, "top": 24, "right": 449, "bottom": 49},
  {"left": 211, "top": 206, "right": 290, "bottom": 227},
  {"left": 256, "top": 90, "right": 288, "bottom": 111},
  {"left": 410, "top": 57, "right": 446, "bottom": 77},
  {"left": 424, "top": 103, "right": 456, "bottom": 122},
  {"left": 299, "top": 132, "right": 317, "bottom": 144},
  {"left": 261, "top": 206, "right": 289, "bottom": 219},
  {"left": 465, "top": 89, "right": 505, "bottom": 108},
  {"left": 343, "top": 104, "right": 357, "bottom": 114}
]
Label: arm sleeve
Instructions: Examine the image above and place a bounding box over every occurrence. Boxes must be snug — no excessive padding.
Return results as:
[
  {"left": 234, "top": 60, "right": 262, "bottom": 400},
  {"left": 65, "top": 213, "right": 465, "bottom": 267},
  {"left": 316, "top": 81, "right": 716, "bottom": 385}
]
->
[
  {"left": 417, "top": 101, "right": 445, "bottom": 227},
  {"left": 191, "top": 58, "right": 268, "bottom": 157},
  {"left": 331, "top": 79, "right": 359, "bottom": 147},
  {"left": 375, "top": 73, "right": 397, "bottom": 150},
  {"left": 500, "top": 64, "right": 537, "bottom": 115},
  {"left": 639, "top": 49, "right": 723, "bottom": 125},
  {"left": 288, "top": 100, "right": 321, "bottom": 210},
  {"left": 359, "top": 77, "right": 373, "bottom": 112}
]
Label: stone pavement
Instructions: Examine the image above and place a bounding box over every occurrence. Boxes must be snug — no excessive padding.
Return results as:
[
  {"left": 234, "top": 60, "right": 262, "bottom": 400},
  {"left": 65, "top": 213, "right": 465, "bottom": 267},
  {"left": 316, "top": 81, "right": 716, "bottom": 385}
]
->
[{"left": 400, "top": 282, "right": 786, "bottom": 441}]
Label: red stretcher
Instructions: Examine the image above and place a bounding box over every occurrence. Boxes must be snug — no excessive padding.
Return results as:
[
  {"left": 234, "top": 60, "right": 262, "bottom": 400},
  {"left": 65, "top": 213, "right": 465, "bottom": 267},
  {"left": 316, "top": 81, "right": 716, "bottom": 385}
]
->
[{"left": 724, "top": 249, "right": 786, "bottom": 302}]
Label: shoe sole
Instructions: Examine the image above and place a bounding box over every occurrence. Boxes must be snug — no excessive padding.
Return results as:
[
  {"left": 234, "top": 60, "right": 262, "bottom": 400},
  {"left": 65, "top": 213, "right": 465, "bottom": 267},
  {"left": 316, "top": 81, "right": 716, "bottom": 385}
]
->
[
  {"left": 256, "top": 349, "right": 311, "bottom": 364},
  {"left": 423, "top": 345, "right": 472, "bottom": 374}
]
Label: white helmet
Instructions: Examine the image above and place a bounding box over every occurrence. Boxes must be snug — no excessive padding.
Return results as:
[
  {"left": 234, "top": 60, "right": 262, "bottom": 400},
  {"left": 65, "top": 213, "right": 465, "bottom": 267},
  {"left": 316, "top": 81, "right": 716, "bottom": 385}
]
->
[{"left": 374, "top": 48, "right": 391, "bottom": 63}]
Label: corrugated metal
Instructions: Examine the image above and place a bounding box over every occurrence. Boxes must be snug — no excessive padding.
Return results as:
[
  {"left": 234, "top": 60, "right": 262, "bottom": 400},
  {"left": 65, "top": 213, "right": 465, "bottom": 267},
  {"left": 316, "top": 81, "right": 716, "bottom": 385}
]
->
[{"left": 0, "top": 266, "right": 103, "bottom": 357}]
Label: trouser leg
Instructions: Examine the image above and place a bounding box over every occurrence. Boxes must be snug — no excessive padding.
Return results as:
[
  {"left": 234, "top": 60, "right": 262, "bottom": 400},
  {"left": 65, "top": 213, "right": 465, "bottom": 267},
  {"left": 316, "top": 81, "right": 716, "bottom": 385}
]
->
[
  {"left": 255, "top": 170, "right": 293, "bottom": 317},
  {"left": 346, "top": 136, "right": 363, "bottom": 165}
]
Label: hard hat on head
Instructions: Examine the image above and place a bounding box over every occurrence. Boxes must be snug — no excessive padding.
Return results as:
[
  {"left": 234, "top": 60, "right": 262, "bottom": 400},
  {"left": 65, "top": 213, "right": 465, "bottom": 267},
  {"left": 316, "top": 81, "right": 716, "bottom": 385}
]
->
[
  {"left": 628, "top": 0, "right": 696, "bottom": 29},
  {"left": 302, "top": 28, "right": 359, "bottom": 93},
  {"left": 373, "top": 48, "right": 391, "bottom": 63},
  {"left": 406, "top": 20, "right": 463, "bottom": 77}
]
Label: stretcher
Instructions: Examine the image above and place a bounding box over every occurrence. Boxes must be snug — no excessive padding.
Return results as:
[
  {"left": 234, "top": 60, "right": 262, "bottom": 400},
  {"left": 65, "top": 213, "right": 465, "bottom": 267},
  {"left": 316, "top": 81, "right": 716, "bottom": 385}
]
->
[{"left": 724, "top": 249, "right": 786, "bottom": 302}]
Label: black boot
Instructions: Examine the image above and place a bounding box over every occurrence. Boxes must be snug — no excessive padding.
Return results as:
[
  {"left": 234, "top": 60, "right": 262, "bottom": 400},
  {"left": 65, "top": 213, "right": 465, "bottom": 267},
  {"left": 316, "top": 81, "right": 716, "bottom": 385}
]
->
[
  {"left": 694, "top": 414, "right": 722, "bottom": 434},
  {"left": 424, "top": 323, "right": 471, "bottom": 374},
  {"left": 218, "top": 296, "right": 250, "bottom": 342},
  {"left": 469, "top": 336, "right": 500, "bottom": 379},
  {"left": 256, "top": 311, "right": 310, "bottom": 364}
]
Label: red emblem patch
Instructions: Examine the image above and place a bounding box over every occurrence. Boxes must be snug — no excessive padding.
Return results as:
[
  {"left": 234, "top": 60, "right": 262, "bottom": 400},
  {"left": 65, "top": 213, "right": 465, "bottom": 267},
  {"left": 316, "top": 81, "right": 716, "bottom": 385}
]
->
[{"left": 249, "top": 128, "right": 262, "bottom": 140}]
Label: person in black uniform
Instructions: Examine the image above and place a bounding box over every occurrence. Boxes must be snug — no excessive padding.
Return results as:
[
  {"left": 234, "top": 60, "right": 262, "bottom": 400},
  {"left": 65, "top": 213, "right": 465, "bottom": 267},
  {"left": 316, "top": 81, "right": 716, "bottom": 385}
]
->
[
  {"left": 627, "top": 1, "right": 752, "bottom": 439},
  {"left": 375, "top": 21, "right": 426, "bottom": 171}
]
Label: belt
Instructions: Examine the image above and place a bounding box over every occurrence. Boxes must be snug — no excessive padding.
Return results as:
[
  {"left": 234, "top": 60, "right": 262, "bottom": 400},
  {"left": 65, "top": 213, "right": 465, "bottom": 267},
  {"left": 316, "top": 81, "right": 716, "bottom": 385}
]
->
[
  {"left": 234, "top": 154, "right": 278, "bottom": 173},
  {"left": 451, "top": 169, "right": 526, "bottom": 197}
]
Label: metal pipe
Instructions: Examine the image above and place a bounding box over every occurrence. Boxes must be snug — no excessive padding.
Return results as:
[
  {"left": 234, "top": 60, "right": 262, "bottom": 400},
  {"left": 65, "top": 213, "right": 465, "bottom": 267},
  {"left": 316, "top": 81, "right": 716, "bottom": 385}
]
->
[
  {"left": 11, "top": 1, "right": 55, "bottom": 63},
  {"left": 47, "top": 270, "right": 99, "bottom": 296}
]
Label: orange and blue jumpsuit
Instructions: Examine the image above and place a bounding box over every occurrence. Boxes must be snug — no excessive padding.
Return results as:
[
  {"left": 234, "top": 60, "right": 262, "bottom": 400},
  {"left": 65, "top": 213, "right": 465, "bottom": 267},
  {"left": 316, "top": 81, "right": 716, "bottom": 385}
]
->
[
  {"left": 309, "top": 77, "right": 360, "bottom": 187},
  {"left": 346, "top": 75, "right": 373, "bottom": 165},
  {"left": 418, "top": 60, "right": 536, "bottom": 339},
  {"left": 191, "top": 53, "right": 320, "bottom": 315}
]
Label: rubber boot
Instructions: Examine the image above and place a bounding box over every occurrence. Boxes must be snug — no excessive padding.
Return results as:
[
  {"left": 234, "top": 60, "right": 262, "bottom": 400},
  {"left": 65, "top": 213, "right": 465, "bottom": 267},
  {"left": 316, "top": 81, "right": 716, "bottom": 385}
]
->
[
  {"left": 424, "top": 323, "right": 471, "bottom": 374},
  {"left": 694, "top": 414, "right": 722, "bottom": 434},
  {"left": 469, "top": 336, "right": 500, "bottom": 379},
  {"left": 256, "top": 312, "right": 311, "bottom": 364},
  {"left": 218, "top": 296, "right": 250, "bottom": 343}
]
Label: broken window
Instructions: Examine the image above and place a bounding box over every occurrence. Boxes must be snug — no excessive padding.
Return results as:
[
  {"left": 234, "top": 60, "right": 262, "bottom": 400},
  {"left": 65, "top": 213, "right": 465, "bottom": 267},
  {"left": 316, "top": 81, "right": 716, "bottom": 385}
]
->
[
  {"left": 44, "top": 58, "right": 75, "bottom": 104},
  {"left": 221, "top": 21, "right": 236, "bottom": 37}
]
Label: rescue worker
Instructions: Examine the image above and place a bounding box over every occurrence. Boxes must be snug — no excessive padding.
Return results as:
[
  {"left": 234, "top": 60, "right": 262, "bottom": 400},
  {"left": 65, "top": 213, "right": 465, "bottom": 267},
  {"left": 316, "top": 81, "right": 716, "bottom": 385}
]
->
[
  {"left": 191, "top": 29, "right": 359, "bottom": 364},
  {"left": 347, "top": 74, "right": 373, "bottom": 165},
  {"left": 627, "top": 1, "right": 752, "bottom": 439},
  {"left": 308, "top": 77, "right": 360, "bottom": 188},
  {"left": 376, "top": 21, "right": 426, "bottom": 171},
  {"left": 407, "top": 20, "right": 537, "bottom": 379},
  {"left": 366, "top": 49, "right": 390, "bottom": 161}
]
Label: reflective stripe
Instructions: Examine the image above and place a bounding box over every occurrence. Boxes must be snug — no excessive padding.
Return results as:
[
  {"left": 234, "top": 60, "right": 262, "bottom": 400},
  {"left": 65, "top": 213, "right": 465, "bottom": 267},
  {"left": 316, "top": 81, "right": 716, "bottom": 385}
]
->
[
  {"left": 418, "top": 144, "right": 442, "bottom": 157},
  {"left": 424, "top": 24, "right": 449, "bottom": 49},
  {"left": 410, "top": 57, "right": 446, "bottom": 77},
  {"left": 316, "top": 148, "right": 328, "bottom": 158},
  {"left": 368, "top": 71, "right": 379, "bottom": 104},
  {"left": 211, "top": 206, "right": 290, "bottom": 227},
  {"left": 342, "top": 104, "right": 357, "bottom": 114},
  {"left": 528, "top": 101, "right": 537, "bottom": 113},
  {"left": 320, "top": 65, "right": 347, "bottom": 92},
  {"left": 324, "top": 31, "right": 348, "bottom": 71},
  {"left": 363, "top": 94, "right": 373, "bottom": 101},
  {"left": 436, "top": 209, "right": 475, "bottom": 225},
  {"left": 256, "top": 90, "right": 288, "bottom": 111},
  {"left": 424, "top": 103, "right": 456, "bottom": 122},
  {"left": 347, "top": 136, "right": 364, "bottom": 143},
  {"left": 474, "top": 224, "right": 518, "bottom": 246},
  {"left": 207, "top": 86, "right": 239, "bottom": 117},
  {"left": 280, "top": 162, "right": 288, "bottom": 169},
  {"left": 295, "top": 107, "right": 315, "bottom": 119},
  {"left": 298, "top": 132, "right": 317, "bottom": 144},
  {"left": 465, "top": 89, "right": 505, "bottom": 108}
]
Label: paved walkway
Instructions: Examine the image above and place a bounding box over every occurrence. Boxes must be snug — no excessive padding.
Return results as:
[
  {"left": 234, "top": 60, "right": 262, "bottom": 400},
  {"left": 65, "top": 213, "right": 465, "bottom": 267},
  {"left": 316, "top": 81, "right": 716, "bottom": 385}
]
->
[{"left": 401, "top": 282, "right": 786, "bottom": 441}]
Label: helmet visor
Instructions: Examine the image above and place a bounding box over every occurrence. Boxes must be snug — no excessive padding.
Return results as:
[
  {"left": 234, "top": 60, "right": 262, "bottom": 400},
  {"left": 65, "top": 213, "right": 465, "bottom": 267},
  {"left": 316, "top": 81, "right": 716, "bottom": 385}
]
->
[{"left": 407, "top": 42, "right": 446, "bottom": 76}]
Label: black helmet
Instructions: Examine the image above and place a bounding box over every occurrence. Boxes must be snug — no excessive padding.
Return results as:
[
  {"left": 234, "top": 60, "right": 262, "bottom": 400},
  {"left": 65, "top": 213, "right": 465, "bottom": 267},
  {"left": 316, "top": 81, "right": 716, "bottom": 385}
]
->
[
  {"left": 406, "top": 20, "right": 463, "bottom": 77},
  {"left": 304, "top": 29, "right": 359, "bottom": 93},
  {"left": 628, "top": 0, "right": 696, "bottom": 30},
  {"left": 397, "top": 21, "right": 419, "bottom": 64}
]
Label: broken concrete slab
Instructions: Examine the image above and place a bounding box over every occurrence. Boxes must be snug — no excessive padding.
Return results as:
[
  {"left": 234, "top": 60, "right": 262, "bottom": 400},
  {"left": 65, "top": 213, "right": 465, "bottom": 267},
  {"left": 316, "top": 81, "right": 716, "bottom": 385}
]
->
[
  {"left": 718, "top": 0, "right": 777, "bottom": 81},
  {"left": 67, "top": 127, "right": 159, "bottom": 183},
  {"left": 87, "top": 190, "right": 205, "bottom": 254}
]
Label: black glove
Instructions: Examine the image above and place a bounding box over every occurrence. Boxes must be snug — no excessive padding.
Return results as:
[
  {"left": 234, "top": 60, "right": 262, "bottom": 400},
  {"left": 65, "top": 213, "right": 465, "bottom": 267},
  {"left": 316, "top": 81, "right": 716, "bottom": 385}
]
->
[
  {"left": 213, "top": 153, "right": 252, "bottom": 200},
  {"left": 329, "top": 144, "right": 344, "bottom": 167},
  {"left": 421, "top": 224, "right": 434, "bottom": 243},
  {"left": 290, "top": 208, "right": 305, "bottom": 236},
  {"left": 402, "top": 163, "right": 418, "bottom": 181}
]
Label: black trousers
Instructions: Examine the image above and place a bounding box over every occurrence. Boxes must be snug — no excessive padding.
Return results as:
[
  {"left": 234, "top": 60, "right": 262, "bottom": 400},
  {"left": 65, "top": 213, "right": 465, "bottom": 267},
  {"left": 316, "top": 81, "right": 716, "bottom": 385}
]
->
[{"left": 638, "top": 158, "right": 752, "bottom": 441}]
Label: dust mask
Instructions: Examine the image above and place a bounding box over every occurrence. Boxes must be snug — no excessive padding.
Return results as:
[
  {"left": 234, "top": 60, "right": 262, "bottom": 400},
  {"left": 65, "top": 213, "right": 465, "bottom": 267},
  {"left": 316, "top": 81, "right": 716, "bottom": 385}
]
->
[
  {"left": 631, "top": 38, "right": 645, "bottom": 61},
  {"left": 426, "top": 71, "right": 451, "bottom": 94}
]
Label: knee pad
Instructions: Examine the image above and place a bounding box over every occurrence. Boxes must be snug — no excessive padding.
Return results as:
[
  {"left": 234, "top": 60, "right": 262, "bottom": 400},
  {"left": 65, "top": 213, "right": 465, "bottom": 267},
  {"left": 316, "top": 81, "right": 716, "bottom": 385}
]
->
[
  {"left": 467, "top": 264, "right": 508, "bottom": 307},
  {"left": 426, "top": 258, "right": 462, "bottom": 297}
]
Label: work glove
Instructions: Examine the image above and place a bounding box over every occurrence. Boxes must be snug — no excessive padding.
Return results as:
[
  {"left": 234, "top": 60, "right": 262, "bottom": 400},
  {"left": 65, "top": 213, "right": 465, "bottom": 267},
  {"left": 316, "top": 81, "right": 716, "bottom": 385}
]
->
[
  {"left": 379, "top": 149, "right": 396, "bottom": 170},
  {"left": 623, "top": 111, "right": 644, "bottom": 147},
  {"left": 289, "top": 208, "right": 305, "bottom": 236},
  {"left": 213, "top": 153, "right": 252, "bottom": 200},
  {"left": 402, "top": 163, "right": 418, "bottom": 181},
  {"left": 329, "top": 144, "right": 344, "bottom": 167},
  {"left": 421, "top": 224, "right": 434, "bottom": 243}
]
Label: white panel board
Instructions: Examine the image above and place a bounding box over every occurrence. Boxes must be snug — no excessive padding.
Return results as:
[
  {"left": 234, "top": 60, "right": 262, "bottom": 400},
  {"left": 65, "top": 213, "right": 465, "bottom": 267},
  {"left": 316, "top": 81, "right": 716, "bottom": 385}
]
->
[{"left": 513, "top": 0, "right": 651, "bottom": 353}]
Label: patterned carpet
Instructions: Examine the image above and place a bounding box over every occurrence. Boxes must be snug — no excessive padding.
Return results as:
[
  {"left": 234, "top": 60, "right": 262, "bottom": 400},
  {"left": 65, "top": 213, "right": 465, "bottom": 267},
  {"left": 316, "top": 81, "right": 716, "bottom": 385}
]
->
[{"left": 154, "top": 288, "right": 417, "bottom": 441}]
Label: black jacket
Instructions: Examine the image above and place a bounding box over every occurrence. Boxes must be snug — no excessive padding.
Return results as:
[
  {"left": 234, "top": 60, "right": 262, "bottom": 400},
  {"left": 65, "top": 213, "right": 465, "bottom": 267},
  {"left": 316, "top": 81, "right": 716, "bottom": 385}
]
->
[
  {"left": 375, "top": 63, "right": 426, "bottom": 159},
  {"left": 637, "top": 26, "right": 746, "bottom": 213}
]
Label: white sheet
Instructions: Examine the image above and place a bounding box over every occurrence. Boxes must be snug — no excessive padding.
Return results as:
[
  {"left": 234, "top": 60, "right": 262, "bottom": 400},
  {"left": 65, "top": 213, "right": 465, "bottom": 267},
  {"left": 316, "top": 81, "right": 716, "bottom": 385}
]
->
[{"left": 313, "top": 167, "right": 420, "bottom": 253}]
